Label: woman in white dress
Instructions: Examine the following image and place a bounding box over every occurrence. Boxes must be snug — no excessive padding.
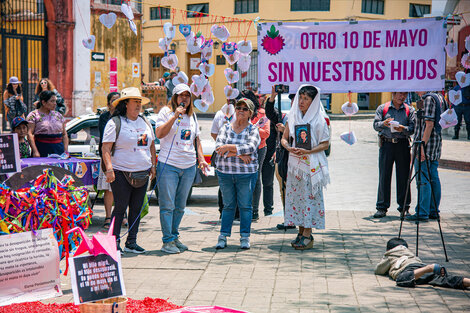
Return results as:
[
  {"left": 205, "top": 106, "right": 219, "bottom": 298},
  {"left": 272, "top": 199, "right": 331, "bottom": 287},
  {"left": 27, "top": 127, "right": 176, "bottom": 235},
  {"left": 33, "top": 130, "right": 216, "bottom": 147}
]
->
[{"left": 280, "top": 85, "right": 330, "bottom": 250}]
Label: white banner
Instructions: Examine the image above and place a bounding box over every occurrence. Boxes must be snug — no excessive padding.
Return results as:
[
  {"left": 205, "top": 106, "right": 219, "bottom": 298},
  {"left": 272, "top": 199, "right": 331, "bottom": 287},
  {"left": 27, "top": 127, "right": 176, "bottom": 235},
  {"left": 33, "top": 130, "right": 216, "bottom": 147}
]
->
[{"left": 257, "top": 18, "right": 446, "bottom": 94}]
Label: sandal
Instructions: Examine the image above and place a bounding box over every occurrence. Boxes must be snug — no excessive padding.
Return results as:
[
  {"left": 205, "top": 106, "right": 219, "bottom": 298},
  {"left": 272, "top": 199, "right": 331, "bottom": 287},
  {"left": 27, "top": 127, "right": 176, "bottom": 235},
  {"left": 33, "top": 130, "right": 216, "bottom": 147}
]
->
[
  {"left": 103, "top": 217, "right": 111, "bottom": 229},
  {"left": 291, "top": 233, "right": 302, "bottom": 247},
  {"left": 293, "top": 235, "right": 314, "bottom": 250}
]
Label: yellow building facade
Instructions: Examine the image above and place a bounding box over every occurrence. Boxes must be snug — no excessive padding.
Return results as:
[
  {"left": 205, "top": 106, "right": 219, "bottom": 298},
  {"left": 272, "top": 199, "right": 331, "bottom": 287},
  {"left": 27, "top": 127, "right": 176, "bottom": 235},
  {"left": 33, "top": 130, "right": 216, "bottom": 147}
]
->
[{"left": 142, "top": 0, "right": 432, "bottom": 113}]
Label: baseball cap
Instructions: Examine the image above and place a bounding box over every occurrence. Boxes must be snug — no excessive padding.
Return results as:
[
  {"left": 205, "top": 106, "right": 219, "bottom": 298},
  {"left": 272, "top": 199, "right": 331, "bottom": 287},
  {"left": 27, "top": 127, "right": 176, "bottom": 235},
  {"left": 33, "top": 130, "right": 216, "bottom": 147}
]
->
[
  {"left": 173, "top": 84, "right": 191, "bottom": 96},
  {"left": 163, "top": 72, "right": 170, "bottom": 78},
  {"left": 236, "top": 98, "right": 255, "bottom": 113},
  {"left": 11, "top": 116, "right": 28, "bottom": 130}
]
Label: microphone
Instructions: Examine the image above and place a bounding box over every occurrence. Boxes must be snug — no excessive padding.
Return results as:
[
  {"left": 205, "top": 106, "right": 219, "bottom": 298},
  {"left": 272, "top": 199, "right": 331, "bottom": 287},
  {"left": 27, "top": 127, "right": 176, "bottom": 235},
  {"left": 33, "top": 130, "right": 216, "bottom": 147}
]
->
[{"left": 177, "top": 102, "right": 185, "bottom": 124}]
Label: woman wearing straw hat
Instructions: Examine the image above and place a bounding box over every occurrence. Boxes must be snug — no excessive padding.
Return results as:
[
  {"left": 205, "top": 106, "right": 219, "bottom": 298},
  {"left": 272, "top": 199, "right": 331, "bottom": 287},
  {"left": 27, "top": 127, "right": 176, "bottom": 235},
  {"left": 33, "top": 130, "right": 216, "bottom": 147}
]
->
[
  {"left": 3, "top": 76, "right": 27, "bottom": 126},
  {"left": 102, "top": 87, "right": 157, "bottom": 254},
  {"left": 155, "top": 83, "right": 210, "bottom": 254}
]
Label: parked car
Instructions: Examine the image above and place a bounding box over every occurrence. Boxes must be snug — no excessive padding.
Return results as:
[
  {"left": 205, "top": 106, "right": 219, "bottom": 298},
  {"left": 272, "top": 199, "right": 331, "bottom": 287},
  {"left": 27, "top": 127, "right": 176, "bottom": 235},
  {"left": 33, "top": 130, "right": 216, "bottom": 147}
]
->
[
  {"left": 274, "top": 94, "right": 332, "bottom": 156},
  {"left": 66, "top": 108, "right": 217, "bottom": 200}
]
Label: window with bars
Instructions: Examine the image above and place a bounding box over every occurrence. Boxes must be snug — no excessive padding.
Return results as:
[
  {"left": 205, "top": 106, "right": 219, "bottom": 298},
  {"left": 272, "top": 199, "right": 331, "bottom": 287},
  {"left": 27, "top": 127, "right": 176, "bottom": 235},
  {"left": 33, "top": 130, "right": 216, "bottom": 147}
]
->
[
  {"left": 150, "top": 7, "right": 171, "bottom": 20},
  {"left": 37, "top": 0, "right": 44, "bottom": 13},
  {"left": 235, "top": 0, "right": 259, "bottom": 14},
  {"left": 409, "top": 3, "right": 431, "bottom": 17},
  {"left": 291, "top": 0, "right": 330, "bottom": 11},
  {"left": 361, "top": 0, "right": 384, "bottom": 14},
  {"left": 187, "top": 3, "right": 209, "bottom": 18}
]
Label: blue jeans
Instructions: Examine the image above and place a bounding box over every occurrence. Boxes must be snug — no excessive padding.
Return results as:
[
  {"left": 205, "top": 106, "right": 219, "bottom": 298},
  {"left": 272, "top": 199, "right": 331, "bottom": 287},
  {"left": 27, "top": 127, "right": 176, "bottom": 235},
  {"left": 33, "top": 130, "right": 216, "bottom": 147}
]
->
[
  {"left": 414, "top": 159, "right": 441, "bottom": 218},
  {"left": 217, "top": 171, "right": 257, "bottom": 237},
  {"left": 157, "top": 162, "right": 196, "bottom": 243}
]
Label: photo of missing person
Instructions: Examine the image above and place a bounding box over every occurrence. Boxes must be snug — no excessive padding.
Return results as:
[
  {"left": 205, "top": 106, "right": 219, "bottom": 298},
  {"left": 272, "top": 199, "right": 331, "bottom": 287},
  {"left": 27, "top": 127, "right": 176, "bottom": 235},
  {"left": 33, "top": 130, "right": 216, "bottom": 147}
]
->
[
  {"left": 181, "top": 129, "right": 191, "bottom": 141},
  {"left": 137, "top": 134, "right": 148, "bottom": 146},
  {"left": 295, "top": 124, "right": 311, "bottom": 150}
]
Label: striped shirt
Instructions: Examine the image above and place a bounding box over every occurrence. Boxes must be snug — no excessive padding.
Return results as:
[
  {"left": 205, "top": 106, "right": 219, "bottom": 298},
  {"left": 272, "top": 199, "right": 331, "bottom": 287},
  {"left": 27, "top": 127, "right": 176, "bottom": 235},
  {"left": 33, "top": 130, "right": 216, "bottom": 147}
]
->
[
  {"left": 215, "top": 123, "right": 261, "bottom": 174},
  {"left": 414, "top": 94, "right": 443, "bottom": 161}
]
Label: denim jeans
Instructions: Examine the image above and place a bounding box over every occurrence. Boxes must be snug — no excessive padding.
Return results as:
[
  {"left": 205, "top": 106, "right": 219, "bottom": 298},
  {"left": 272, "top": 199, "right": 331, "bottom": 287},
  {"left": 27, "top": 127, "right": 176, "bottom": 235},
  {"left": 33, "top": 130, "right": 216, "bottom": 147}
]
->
[
  {"left": 157, "top": 162, "right": 196, "bottom": 243},
  {"left": 217, "top": 171, "right": 257, "bottom": 237},
  {"left": 414, "top": 159, "right": 441, "bottom": 218}
]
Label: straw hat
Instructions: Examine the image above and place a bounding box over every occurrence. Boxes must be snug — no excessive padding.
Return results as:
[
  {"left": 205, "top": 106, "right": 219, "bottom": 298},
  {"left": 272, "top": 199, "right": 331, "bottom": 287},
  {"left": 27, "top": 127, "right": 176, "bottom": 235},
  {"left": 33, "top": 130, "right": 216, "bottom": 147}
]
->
[{"left": 112, "top": 87, "right": 150, "bottom": 107}]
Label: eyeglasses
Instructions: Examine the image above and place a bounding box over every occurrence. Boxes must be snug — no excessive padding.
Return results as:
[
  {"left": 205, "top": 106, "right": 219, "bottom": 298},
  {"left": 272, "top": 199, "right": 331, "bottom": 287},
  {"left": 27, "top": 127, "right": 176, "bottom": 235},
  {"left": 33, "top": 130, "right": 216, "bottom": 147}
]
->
[
  {"left": 40, "top": 81, "right": 48, "bottom": 85},
  {"left": 235, "top": 106, "right": 249, "bottom": 112}
]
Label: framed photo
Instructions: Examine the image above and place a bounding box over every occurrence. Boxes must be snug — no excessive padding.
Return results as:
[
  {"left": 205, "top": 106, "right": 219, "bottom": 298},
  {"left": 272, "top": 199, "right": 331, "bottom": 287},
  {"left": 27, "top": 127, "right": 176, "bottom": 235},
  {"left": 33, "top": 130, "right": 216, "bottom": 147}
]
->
[{"left": 295, "top": 124, "right": 311, "bottom": 150}]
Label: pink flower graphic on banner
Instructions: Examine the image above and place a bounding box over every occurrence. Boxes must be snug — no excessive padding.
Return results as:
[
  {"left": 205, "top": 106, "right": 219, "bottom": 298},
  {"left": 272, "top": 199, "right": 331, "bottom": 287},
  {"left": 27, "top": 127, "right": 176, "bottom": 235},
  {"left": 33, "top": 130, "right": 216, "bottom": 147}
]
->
[{"left": 261, "top": 25, "right": 285, "bottom": 55}]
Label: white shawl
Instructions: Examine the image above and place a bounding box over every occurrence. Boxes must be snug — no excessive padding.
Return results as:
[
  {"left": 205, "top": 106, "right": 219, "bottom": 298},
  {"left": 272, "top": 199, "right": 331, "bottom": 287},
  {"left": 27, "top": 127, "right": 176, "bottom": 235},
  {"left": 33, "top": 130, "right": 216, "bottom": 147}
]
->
[{"left": 287, "top": 84, "right": 330, "bottom": 195}]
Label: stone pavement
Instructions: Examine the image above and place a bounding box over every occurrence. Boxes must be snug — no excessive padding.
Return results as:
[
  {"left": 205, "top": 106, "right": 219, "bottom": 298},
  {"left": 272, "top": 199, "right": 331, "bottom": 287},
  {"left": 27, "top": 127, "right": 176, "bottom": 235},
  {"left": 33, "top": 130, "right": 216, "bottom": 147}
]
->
[{"left": 45, "top": 119, "right": 470, "bottom": 312}]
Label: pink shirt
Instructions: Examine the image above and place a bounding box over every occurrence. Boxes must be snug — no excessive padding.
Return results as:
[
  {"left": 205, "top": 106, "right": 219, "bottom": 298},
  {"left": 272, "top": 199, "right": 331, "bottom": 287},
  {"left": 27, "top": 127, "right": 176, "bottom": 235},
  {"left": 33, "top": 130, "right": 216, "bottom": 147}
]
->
[
  {"left": 251, "top": 108, "right": 270, "bottom": 149},
  {"left": 26, "top": 109, "right": 65, "bottom": 135}
]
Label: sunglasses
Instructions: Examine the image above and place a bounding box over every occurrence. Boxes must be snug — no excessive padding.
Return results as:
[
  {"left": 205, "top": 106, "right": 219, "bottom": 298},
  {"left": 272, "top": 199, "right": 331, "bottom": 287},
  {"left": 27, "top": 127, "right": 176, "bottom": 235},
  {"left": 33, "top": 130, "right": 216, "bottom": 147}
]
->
[{"left": 235, "top": 106, "right": 250, "bottom": 112}]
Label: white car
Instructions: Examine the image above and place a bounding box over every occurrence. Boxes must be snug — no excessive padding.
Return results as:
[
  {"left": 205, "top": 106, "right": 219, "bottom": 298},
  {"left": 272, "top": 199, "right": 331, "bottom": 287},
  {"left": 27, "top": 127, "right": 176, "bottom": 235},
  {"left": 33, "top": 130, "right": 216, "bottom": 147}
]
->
[{"left": 274, "top": 94, "right": 332, "bottom": 156}]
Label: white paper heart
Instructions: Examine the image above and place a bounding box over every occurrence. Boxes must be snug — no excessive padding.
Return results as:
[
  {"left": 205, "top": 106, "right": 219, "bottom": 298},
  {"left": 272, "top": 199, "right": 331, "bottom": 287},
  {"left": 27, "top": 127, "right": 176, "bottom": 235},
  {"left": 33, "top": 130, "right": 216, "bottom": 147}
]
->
[
  {"left": 198, "top": 63, "right": 215, "bottom": 77},
  {"left": 129, "top": 19, "right": 137, "bottom": 35},
  {"left": 223, "top": 50, "right": 240, "bottom": 65},
  {"left": 161, "top": 54, "right": 178, "bottom": 70},
  {"left": 194, "top": 99, "right": 210, "bottom": 112},
  {"left": 190, "top": 83, "right": 203, "bottom": 97},
  {"left": 201, "top": 85, "right": 215, "bottom": 105},
  {"left": 82, "top": 35, "right": 95, "bottom": 50},
  {"left": 340, "top": 131, "right": 357, "bottom": 145},
  {"left": 211, "top": 24, "right": 230, "bottom": 42},
  {"left": 186, "top": 34, "right": 203, "bottom": 54},
  {"left": 341, "top": 102, "right": 359, "bottom": 116},
  {"left": 237, "top": 40, "right": 253, "bottom": 55},
  {"left": 449, "top": 89, "right": 462, "bottom": 106},
  {"left": 439, "top": 108, "right": 458, "bottom": 129},
  {"left": 163, "top": 22, "right": 176, "bottom": 40},
  {"left": 224, "top": 68, "right": 240, "bottom": 84},
  {"left": 158, "top": 37, "right": 171, "bottom": 52},
  {"left": 445, "top": 41, "right": 458, "bottom": 58},
  {"left": 237, "top": 54, "right": 251, "bottom": 72},
  {"left": 192, "top": 75, "right": 208, "bottom": 91},
  {"left": 172, "top": 71, "right": 188, "bottom": 85},
  {"left": 224, "top": 85, "right": 240, "bottom": 99},
  {"left": 455, "top": 71, "right": 470, "bottom": 88},
  {"left": 121, "top": 3, "right": 134, "bottom": 20},
  {"left": 99, "top": 13, "right": 117, "bottom": 29},
  {"left": 221, "top": 103, "right": 235, "bottom": 117},
  {"left": 201, "top": 40, "right": 213, "bottom": 59}
]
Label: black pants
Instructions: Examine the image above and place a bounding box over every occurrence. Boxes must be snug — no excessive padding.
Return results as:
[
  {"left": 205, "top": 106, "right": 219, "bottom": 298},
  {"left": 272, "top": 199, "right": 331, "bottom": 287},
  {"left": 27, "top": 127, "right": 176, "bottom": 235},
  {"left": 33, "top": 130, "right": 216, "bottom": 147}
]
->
[
  {"left": 110, "top": 170, "right": 148, "bottom": 245},
  {"left": 261, "top": 141, "right": 276, "bottom": 215},
  {"left": 396, "top": 263, "right": 465, "bottom": 289},
  {"left": 252, "top": 146, "right": 267, "bottom": 214},
  {"left": 376, "top": 140, "right": 411, "bottom": 211}
]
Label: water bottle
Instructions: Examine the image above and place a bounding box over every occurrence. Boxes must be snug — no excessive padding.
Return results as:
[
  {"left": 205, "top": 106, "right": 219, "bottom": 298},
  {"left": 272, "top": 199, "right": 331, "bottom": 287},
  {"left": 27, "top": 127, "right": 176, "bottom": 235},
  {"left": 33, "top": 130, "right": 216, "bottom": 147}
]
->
[{"left": 89, "top": 136, "right": 97, "bottom": 155}]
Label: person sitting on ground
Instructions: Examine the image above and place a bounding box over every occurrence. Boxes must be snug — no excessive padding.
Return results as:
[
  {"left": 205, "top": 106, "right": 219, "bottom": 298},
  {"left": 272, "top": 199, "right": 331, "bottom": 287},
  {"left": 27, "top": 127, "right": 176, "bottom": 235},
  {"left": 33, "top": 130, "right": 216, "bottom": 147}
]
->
[
  {"left": 375, "top": 237, "right": 470, "bottom": 289},
  {"left": 11, "top": 117, "right": 31, "bottom": 158}
]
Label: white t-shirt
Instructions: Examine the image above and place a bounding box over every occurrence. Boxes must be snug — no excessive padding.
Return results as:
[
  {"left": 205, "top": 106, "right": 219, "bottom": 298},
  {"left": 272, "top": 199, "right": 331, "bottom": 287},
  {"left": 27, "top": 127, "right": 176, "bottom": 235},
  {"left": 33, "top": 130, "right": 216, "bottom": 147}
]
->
[
  {"left": 211, "top": 110, "right": 236, "bottom": 135},
  {"left": 155, "top": 106, "right": 200, "bottom": 169},
  {"left": 102, "top": 116, "right": 155, "bottom": 172}
]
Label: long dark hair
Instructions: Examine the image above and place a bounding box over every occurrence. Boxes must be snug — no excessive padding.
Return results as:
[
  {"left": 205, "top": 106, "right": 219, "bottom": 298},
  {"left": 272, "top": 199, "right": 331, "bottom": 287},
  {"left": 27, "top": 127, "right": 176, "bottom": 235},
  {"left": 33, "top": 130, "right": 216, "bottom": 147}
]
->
[
  {"left": 112, "top": 99, "right": 129, "bottom": 117},
  {"left": 241, "top": 89, "right": 259, "bottom": 119},
  {"left": 298, "top": 86, "right": 318, "bottom": 100},
  {"left": 7, "top": 83, "right": 22, "bottom": 96},
  {"left": 35, "top": 78, "right": 55, "bottom": 95},
  {"left": 107, "top": 92, "right": 120, "bottom": 106}
]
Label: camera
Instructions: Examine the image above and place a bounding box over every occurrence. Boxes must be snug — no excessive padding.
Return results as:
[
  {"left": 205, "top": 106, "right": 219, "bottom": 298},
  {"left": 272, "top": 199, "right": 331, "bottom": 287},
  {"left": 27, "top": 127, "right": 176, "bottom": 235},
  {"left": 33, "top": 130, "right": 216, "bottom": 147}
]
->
[{"left": 275, "top": 84, "right": 289, "bottom": 94}]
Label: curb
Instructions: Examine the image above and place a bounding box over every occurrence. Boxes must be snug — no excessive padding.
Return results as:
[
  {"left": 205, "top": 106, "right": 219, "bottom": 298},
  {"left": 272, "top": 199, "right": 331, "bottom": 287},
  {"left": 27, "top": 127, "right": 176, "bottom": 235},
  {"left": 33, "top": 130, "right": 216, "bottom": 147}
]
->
[{"left": 439, "top": 159, "right": 470, "bottom": 172}]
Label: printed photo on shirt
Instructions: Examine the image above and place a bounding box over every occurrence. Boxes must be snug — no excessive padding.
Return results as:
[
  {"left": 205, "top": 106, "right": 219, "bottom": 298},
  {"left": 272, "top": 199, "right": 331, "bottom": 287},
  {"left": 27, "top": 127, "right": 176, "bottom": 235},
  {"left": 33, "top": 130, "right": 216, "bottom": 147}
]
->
[
  {"left": 137, "top": 134, "right": 148, "bottom": 146},
  {"left": 181, "top": 129, "right": 191, "bottom": 141},
  {"left": 295, "top": 124, "right": 311, "bottom": 150}
]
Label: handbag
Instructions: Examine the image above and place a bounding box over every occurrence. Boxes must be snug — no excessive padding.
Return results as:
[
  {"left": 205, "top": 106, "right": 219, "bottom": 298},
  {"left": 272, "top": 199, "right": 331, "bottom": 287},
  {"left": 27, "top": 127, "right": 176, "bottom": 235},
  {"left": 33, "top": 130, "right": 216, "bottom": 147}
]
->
[
  {"left": 276, "top": 144, "right": 289, "bottom": 181},
  {"left": 122, "top": 169, "right": 150, "bottom": 188},
  {"left": 193, "top": 138, "right": 204, "bottom": 186}
]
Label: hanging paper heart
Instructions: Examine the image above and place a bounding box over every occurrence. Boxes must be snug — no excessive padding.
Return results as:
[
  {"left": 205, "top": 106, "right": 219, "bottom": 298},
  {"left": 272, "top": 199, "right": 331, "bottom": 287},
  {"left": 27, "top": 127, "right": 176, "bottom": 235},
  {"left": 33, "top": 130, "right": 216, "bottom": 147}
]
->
[
  {"left": 449, "top": 89, "right": 462, "bottom": 106},
  {"left": 237, "top": 40, "right": 253, "bottom": 55},
  {"left": 445, "top": 41, "right": 458, "bottom": 58},
  {"left": 194, "top": 99, "right": 210, "bottom": 112},
  {"left": 340, "top": 131, "right": 357, "bottom": 145},
  {"left": 99, "top": 13, "right": 117, "bottom": 29},
  {"left": 211, "top": 24, "right": 230, "bottom": 42},
  {"left": 179, "top": 24, "right": 192, "bottom": 37},
  {"left": 223, "top": 50, "right": 240, "bottom": 65},
  {"left": 202, "top": 84, "right": 215, "bottom": 105},
  {"left": 192, "top": 75, "right": 208, "bottom": 91},
  {"left": 82, "top": 35, "right": 95, "bottom": 50},
  {"left": 455, "top": 71, "right": 470, "bottom": 88},
  {"left": 224, "top": 68, "right": 240, "bottom": 84},
  {"left": 201, "top": 39, "right": 213, "bottom": 59},
  {"left": 461, "top": 53, "right": 470, "bottom": 69},
  {"left": 341, "top": 102, "right": 359, "bottom": 116},
  {"left": 198, "top": 62, "right": 215, "bottom": 77},
  {"left": 221, "top": 103, "right": 235, "bottom": 117},
  {"left": 186, "top": 34, "right": 204, "bottom": 54},
  {"left": 158, "top": 37, "right": 171, "bottom": 51},
  {"left": 439, "top": 108, "right": 458, "bottom": 129},
  {"left": 224, "top": 85, "right": 240, "bottom": 99},
  {"left": 129, "top": 20, "right": 137, "bottom": 35},
  {"left": 465, "top": 36, "right": 470, "bottom": 52},
  {"left": 172, "top": 71, "right": 188, "bottom": 85},
  {"left": 222, "top": 42, "right": 238, "bottom": 55},
  {"left": 163, "top": 22, "right": 176, "bottom": 40},
  {"left": 237, "top": 54, "right": 251, "bottom": 73},
  {"left": 190, "top": 83, "right": 203, "bottom": 96},
  {"left": 161, "top": 54, "right": 178, "bottom": 70},
  {"left": 121, "top": 3, "right": 134, "bottom": 20}
]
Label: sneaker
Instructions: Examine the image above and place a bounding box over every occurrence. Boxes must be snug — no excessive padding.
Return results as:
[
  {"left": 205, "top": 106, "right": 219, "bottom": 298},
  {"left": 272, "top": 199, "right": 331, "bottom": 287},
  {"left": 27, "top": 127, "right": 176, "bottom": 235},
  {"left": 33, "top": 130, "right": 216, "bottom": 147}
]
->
[
  {"left": 174, "top": 238, "right": 188, "bottom": 252},
  {"left": 240, "top": 237, "right": 250, "bottom": 249},
  {"left": 124, "top": 242, "right": 146, "bottom": 254},
  {"left": 264, "top": 209, "right": 273, "bottom": 216},
  {"left": 252, "top": 212, "right": 259, "bottom": 221},
  {"left": 215, "top": 235, "right": 227, "bottom": 249},
  {"left": 373, "top": 210, "right": 387, "bottom": 218},
  {"left": 405, "top": 214, "right": 429, "bottom": 223},
  {"left": 161, "top": 241, "right": 180, "bottom": 254},
  {"left": 277, "top": 223, "right": 296, "bottom": 230}
]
